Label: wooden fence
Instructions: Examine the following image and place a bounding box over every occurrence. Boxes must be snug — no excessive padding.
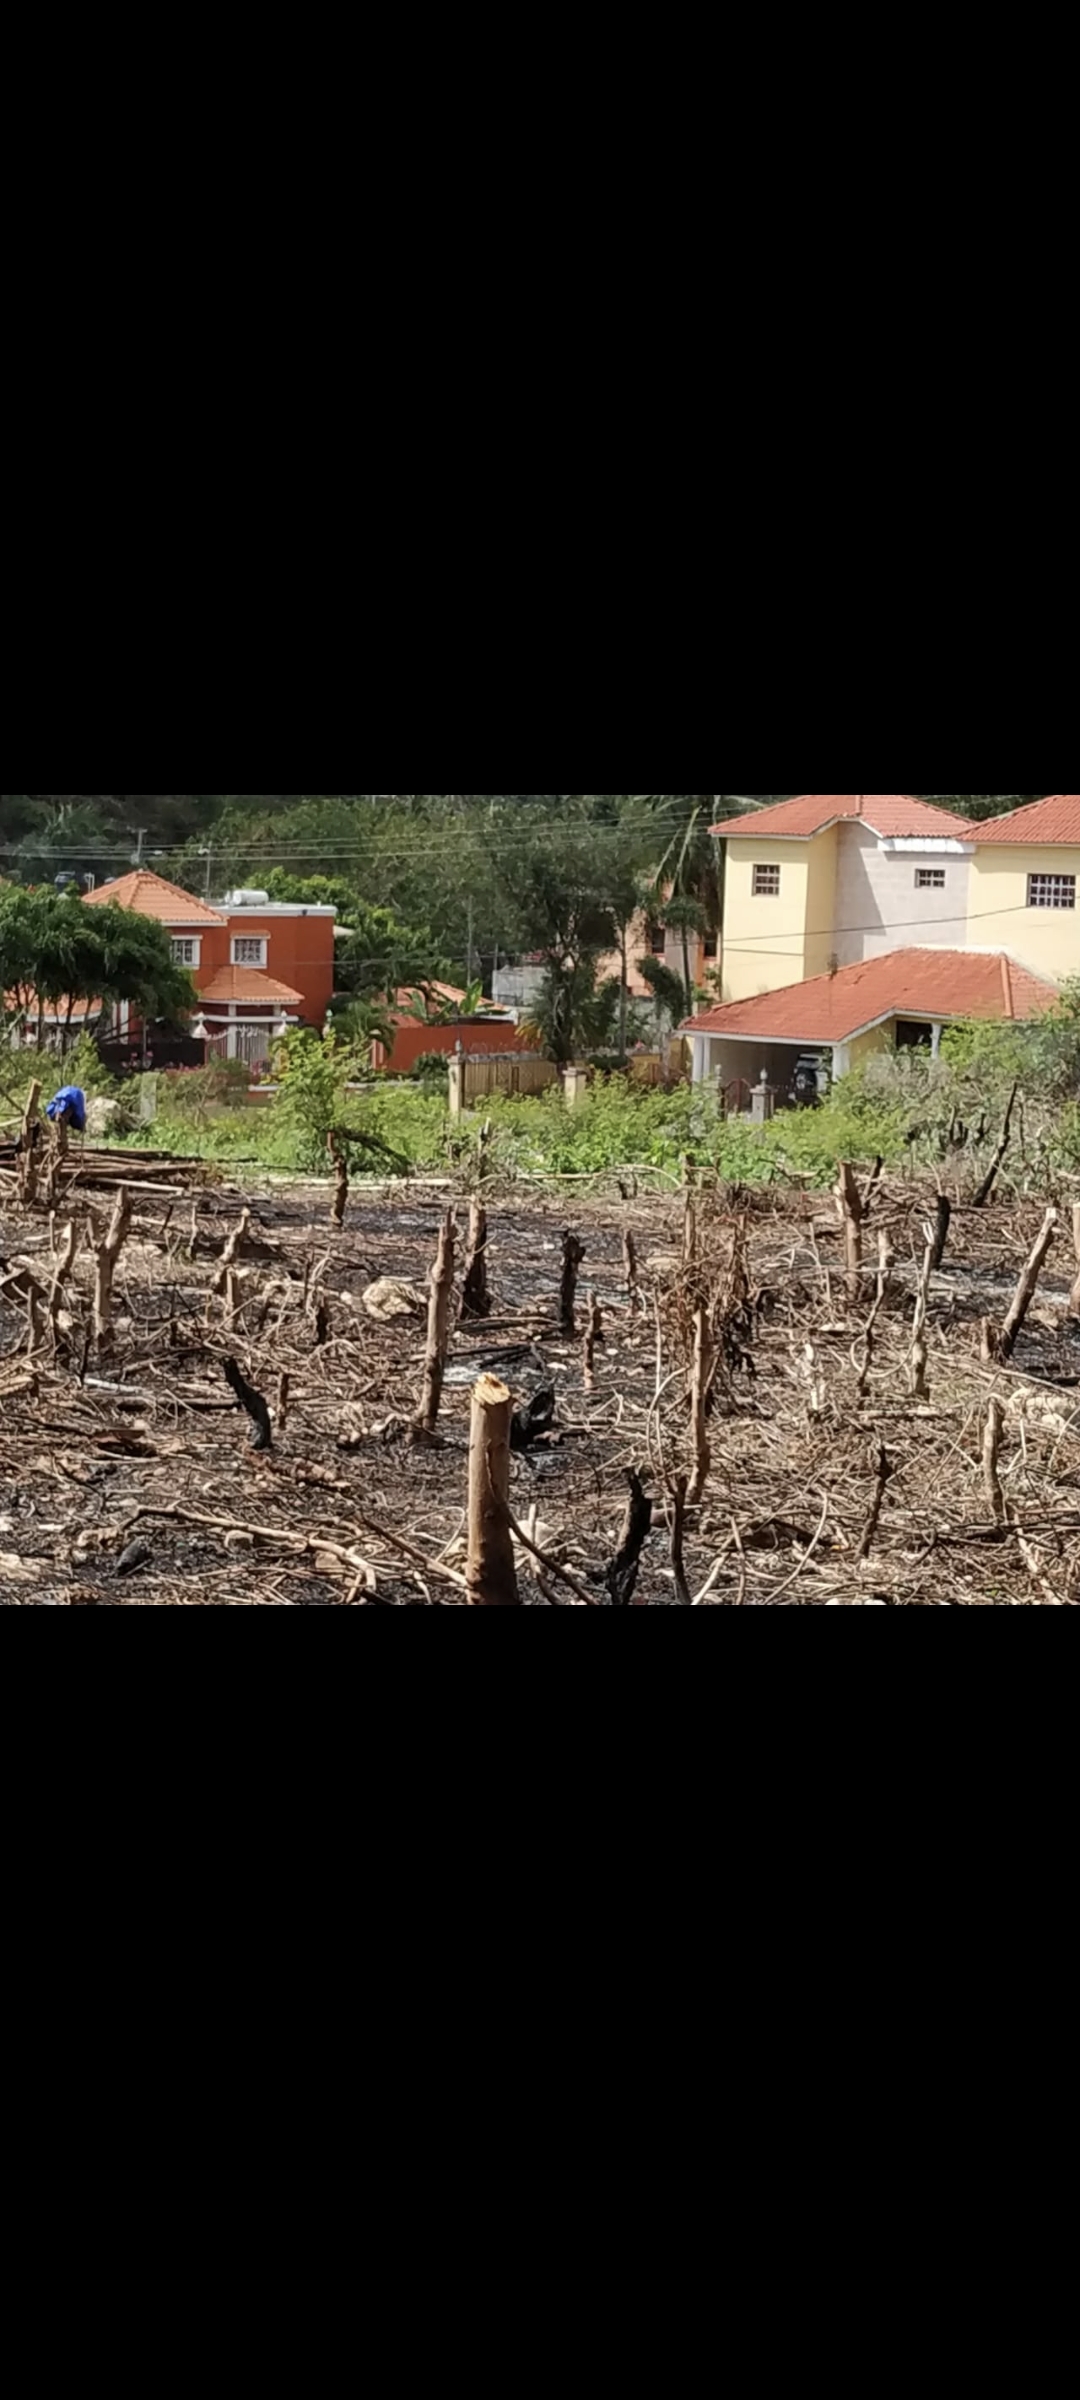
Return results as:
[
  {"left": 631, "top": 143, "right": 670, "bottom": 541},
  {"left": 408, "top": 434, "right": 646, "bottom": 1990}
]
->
[{"left": 462, "top": 1055, "right": 558, "bottom": 1102}]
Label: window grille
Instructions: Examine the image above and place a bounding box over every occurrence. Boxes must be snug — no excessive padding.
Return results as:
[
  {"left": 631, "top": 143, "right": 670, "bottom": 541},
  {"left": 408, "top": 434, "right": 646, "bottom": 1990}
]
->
[
  {"left": 232, "top": 936, "right": 268, "bottom": 966},
  {"left": 172, "top": 938, "right": 200, "bottom": 966},
  {"left": 1027, "top": 874, "right": 1075, "bottom": 910},
  {"left": 915, "top": 869, "right": 946, "bottom": 891},
  {"left": 752, "top": 865, "right": 781, "bottom": 897}
]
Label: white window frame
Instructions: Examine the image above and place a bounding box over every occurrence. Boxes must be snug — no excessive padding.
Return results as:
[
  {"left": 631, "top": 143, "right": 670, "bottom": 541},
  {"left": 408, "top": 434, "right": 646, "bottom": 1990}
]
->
[
  {"left": 1027, "top": 873, "right": 1075, "bottom": 911},
  {"left": 914, "top": 868, "right": 946, "bottom": 891},
  {"left": 752, "top": 864, "right": 781, "bottom": 898},
  {"left": 171, "top": 936, "right": 202, "bottom": 967},
  {"left": 231, "top": 935, "right": 269, "bottom": 967}
]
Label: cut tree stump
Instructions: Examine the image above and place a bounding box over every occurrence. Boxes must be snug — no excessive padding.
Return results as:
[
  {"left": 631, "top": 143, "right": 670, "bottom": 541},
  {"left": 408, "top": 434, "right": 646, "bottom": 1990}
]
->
[
  {"left": 466, "top": 1375, "right": 520, "bottom": 1606},
  {"left": 461, "top": 1198, "right": 491, "bottom": 1320}
]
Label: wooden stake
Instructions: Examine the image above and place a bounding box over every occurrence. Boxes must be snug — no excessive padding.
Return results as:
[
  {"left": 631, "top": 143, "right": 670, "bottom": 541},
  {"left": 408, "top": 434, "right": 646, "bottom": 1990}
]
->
[
  {"left": 466, "top": 1375, "right": 520, "bottom": 1606},
  {"left": 836, "top": 1162, "right": 864, "bottom": 1309},
  {"left": 276, "top": 1372, "right": 290, "bottom": 1433},
  {"left": 687, "top": 1304, "right": 714, "bottom": 1504},
  {"left": 855, "top": 1443, "right": 893, "bottom": 1566},
  {"left": 983, "top": 1399, "right": 1006, "bottom": 1527},
  {"left": 17, "top": 1080, "right": 41, "bottom": 1206},
  {"left": 461, "top": 1197, "right": 491, "bottom": 1320},
  {"left": 583, "top": 1291, "right": 602, "bottom": 1392},
  {"left": 928, "top": 1195, "right": 952, "bottom": 1272},
  {"left": 413, "top": 1208, "right": 456, "bottom": 1440},
  {"left": 47, "top": 1219, "right": 78, "bottom": 1337},
  {"left": 910, "top": 1238, "right": 934, "bottom": 1401},
  {"left": 328, "top": 1133, "right": 349, "bottom": 1227},
  {"left": 992, "top": 1206, "right": 1058, "bottom": 1363},
  {"left": 1068, "top": 1204, "right": 1080, "bottom": 1321},
  {"left": 91, "top": 1184, "right": 132, "bottom": 1357},
  {"left": 624, "top": 1229, "right": 640, "bottom": 1309},
  {"left": 560, "top": 1232, "right": 586, "bottom": 1337},
  {"left": 669, "top": 1473, "right": 691, "bottom": 1604},
  {"left": 213, "top": 1208, "right": 251, "bottom": 1292}
]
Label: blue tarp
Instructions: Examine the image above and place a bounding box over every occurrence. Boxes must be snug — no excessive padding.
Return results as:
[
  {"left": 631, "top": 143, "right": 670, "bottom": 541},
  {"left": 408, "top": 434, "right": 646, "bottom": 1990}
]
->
[{"left": 46, "top": 1086, "right": 87, "bottom": 1132}]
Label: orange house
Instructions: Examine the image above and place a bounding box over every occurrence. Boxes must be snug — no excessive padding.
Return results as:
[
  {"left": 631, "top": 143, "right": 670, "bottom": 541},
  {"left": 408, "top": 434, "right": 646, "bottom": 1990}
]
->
[{"left": 83, "top": 872, "right": 336, "bottom": 1061}]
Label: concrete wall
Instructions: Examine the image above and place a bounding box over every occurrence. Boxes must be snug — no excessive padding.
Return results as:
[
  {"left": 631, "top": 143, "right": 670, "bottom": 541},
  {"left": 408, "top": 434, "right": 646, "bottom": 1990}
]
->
[
  {"left": 968, "top": 847, "right": 1079, "bottom": 981},
  {"left": 833, "top": 828, "right": 971, "bottom": 965},
  {"left": 374, "top": 1020, "right": 539, "bottom": 1074}
]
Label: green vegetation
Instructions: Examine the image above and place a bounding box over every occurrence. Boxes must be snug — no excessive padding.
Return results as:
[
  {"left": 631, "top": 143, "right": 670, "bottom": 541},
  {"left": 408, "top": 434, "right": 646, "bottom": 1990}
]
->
[
  {"left": 0, "top": 884, "right": 194, "bottom": 1048},
  {"left": 48, "top": 985, "right": 1066, "bottom": 1192}
]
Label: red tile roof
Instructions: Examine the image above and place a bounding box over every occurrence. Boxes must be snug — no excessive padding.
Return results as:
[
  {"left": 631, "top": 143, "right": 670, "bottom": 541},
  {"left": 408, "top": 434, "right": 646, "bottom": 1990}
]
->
[
  {"left": 84, "top": 871, "right": 227, "bottom": 926},
  {"left": 713, "top": 795, "right": 972, "bottom": 841},
  {"left": 200, "top": 966, "right": 304, "bottom": 1007},
  {"left": 971, "top": 795, "right": 1080, "bottom": 845},
  {"left": 682, "top": 951, "right": 1058, "bottom": 1044}
]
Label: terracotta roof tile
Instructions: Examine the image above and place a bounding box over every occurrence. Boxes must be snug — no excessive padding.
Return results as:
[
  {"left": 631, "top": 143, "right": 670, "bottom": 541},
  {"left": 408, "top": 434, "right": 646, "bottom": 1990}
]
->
[
  {"left": 84, "top": 871, "right": 227, "bottom": 926},
  {"left": 972, "top": 795, "right": 1080, "bottom": 846},
  {"left": 713, "top": 795, "right": 972, "bottom": 841},
  {"left": 682, "top": 951, "right": 1058, "bottom": 1044},
  {"left": 200, "top": 966, "right": 304, "bottom": 1007}
]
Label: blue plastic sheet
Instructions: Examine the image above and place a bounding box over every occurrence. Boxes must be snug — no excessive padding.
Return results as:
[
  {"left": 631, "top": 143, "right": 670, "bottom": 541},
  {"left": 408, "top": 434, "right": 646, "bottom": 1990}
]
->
[{"left": 46, "top": 1086, "right": 87, "bottom": 1132}]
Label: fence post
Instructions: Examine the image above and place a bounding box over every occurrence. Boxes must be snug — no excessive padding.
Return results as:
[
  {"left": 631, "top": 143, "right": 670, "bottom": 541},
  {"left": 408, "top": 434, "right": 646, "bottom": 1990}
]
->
[{"left": 448, "top": 1056, "right": 463, "bottom": 1120}]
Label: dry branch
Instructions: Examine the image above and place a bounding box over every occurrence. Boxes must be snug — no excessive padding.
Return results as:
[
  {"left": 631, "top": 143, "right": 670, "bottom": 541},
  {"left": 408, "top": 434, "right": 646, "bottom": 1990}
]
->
[{"left": 989, "top": 1207, "right": 1058, "bottom": 1363}]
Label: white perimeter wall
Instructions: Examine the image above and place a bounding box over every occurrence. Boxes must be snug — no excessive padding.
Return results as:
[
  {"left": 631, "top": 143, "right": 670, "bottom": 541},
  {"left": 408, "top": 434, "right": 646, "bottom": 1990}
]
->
[{"left": 833, "top": 826, "right": 971, "bottom": 965}]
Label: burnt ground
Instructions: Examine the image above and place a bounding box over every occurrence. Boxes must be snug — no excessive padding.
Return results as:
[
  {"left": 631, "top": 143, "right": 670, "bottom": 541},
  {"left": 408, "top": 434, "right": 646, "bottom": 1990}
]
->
[{"left": 2, "top": 1161, "right": 1079, "bottom": 1604}]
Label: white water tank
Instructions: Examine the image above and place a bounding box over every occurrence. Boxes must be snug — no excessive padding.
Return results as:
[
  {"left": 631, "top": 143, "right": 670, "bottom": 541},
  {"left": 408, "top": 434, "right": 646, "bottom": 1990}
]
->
[{"left": 224, "top": 889, "right": 271, "bottom": 908}]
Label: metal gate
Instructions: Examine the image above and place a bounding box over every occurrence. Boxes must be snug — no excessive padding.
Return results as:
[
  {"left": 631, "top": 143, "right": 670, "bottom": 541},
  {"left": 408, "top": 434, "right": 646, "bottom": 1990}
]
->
[{"left": 204, "top": 1024, "right": 276, "bottom": 1070}]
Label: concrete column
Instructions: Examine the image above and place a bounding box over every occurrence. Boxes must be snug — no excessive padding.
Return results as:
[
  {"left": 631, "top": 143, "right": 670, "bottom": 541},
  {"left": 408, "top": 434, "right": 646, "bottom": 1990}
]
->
[
  {"left": 931, "top": 1021, "right": 943, "bottom": 1059},
  {"left": 562, "top": 1065, "right": 588, "bottom": 1108},
  {"left": 832, "top": 1043, "right": 852, "bottom": 1081},
  {"left": 448, "top": 1057, "right": 464, "bottom": 1119}
]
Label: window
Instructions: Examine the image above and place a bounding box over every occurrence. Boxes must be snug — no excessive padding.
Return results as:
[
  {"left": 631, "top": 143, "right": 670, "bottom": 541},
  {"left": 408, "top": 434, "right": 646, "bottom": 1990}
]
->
[
  {"left": 232, "top": 936, "right": 268, "bottom": 967},
  {"left": 703, "top": 935, "right": 718, "bottom": 961},
  {"left": 915, "top": 869, "right": 946, "bottom": 891},
  {"left": 171, "top": 937, "right": 201, "bottom": 967},
  {"left": 752, "top": 865, "right": 781, "bottom": 897},
  {"left": 648, "top": 923, "right": 666, "bottom": 956},
  {"left": 1028, "top": 874, "right": 1075, "bottom": 910}
]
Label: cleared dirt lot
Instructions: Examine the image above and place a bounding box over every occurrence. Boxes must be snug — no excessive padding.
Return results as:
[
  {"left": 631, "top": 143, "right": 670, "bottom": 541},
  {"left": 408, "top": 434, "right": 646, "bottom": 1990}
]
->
[{"left": 2, "top": 1156, "right": 1079, "bottom": 1603}]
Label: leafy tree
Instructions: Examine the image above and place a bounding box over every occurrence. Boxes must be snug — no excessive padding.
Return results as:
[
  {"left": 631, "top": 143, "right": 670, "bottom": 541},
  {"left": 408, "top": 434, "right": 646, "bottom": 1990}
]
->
[{"left": 0, "top": 886, "right": 193, "bottom": 1050}]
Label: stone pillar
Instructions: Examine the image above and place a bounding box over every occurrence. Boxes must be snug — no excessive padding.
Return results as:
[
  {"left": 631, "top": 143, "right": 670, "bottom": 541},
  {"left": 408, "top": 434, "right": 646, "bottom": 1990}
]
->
[
  {"left": 751, "top": 1073, "right": 775, "bottom": 1126},
  {"left": 448, "top": 1056, "right": 464, "bottom": 1120},
  {"left": 562, "top": 1065, "right": 588, "bottom": 1108}
]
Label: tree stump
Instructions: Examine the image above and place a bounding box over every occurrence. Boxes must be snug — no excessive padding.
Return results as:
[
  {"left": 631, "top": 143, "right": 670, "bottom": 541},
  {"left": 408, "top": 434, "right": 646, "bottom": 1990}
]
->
[{"left": 466, "top": 1376, "right": 520, "bottom": 1606}]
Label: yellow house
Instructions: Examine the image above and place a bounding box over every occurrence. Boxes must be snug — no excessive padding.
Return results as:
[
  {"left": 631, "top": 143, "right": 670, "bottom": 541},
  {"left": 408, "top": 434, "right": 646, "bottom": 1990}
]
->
[
  {"left": 714, "top": 793, "right": 1078, "bottom": 1001},
  {"left": 717, "top": 796, "right": 977, "bottom": 1002},
  {"left": 968, "top": 795, "right": 1079, "bottom": 981}
]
